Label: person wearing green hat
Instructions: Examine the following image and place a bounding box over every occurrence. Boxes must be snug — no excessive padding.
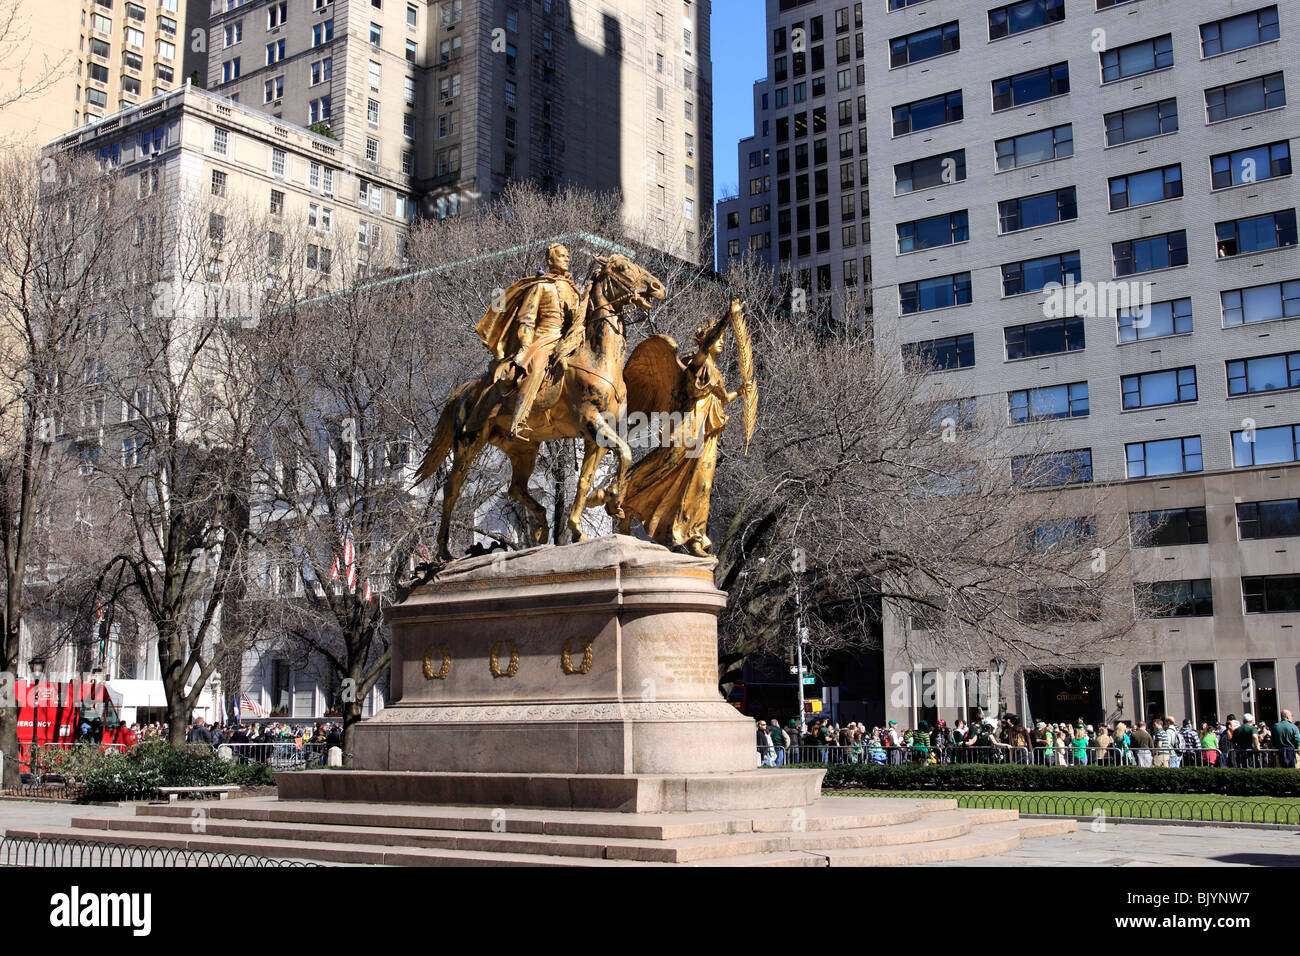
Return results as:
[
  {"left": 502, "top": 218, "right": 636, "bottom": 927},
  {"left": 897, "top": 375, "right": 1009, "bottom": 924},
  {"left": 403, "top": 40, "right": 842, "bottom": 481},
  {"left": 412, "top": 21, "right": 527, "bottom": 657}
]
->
[{"left": 886, "top": 719, "right": 904, "bottom": 764}]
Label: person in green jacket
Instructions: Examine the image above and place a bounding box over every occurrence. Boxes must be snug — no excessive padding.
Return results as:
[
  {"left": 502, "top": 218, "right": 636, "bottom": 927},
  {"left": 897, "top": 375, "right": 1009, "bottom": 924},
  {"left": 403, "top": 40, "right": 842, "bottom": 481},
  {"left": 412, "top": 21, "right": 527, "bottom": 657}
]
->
[
  {"left": 1273, "top": 710, "right": 1300, "bottom": 768},
  {"left": 907, "top": 720, "right": 931, "bottom": 764},
  {"left": 769, "top": 721, "right": 788, "bottom": 766}
]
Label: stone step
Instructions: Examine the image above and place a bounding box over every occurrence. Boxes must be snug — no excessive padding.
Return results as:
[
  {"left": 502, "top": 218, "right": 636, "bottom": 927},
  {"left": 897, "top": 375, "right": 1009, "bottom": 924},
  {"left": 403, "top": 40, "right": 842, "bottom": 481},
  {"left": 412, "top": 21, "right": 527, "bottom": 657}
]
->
[
  {"left": 71, "top": 815, "right": 790, "bottom": 864},
  {"left": 820, "top": 819, "right": 1077, "bottom": 867},
  {"left": 131, "top": 796, "right": 949, "bottom": 840}
]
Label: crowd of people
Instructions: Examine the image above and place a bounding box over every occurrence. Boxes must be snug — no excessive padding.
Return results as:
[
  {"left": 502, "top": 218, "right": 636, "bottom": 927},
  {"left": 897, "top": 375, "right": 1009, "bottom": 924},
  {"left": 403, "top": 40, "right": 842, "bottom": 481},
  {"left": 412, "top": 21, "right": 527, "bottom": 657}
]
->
[
  {"left": 755, "top": 708, "right": 1300, "bottom": 769},
  {"left": 72, "top": 717, "right": 344, "bottom": 751}
]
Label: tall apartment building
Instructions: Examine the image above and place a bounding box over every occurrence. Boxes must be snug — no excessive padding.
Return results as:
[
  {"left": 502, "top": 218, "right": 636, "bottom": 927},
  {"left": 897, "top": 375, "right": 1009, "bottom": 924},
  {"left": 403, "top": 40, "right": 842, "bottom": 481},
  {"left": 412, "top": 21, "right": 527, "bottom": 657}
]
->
[
  {"left": 717, "top": 0, "right": 872, "bottom": 324},
  {"left": 205, "top": 0, "right": 714, "bottom": 261},
  {"left": 723, "top": 0, "right": 1300, "bottom": 730},
  {"left": 0, "top": 0, "right": 200, "bottom": 146}
]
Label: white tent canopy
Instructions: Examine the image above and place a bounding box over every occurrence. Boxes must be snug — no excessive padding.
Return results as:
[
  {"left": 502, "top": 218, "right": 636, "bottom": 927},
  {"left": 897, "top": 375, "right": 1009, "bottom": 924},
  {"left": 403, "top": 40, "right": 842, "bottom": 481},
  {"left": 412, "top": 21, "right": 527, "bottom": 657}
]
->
[{"left": 104, "top": 680, "right": 214, "bottom": 724}]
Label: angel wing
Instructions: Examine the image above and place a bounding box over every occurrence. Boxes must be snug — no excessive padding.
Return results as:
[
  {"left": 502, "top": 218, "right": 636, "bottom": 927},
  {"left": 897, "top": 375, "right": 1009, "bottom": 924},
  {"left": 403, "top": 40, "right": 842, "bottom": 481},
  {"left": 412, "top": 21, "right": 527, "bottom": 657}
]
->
[
  {"left": 624, "top": 334, "right": 685, "bottom": 418},
  {"left": 728, "top": 301, "right": 758, "bottom": 455}
]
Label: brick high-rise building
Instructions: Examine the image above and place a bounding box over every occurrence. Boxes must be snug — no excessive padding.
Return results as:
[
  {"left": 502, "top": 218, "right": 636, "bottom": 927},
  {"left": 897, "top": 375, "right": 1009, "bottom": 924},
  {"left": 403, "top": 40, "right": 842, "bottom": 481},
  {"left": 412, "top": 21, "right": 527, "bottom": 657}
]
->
[
  {"left": 0, "top": 0, "right": 201, "bottom": 146},
  {"left": 205, "top": 0, "right": 714, "bottom": 261}
]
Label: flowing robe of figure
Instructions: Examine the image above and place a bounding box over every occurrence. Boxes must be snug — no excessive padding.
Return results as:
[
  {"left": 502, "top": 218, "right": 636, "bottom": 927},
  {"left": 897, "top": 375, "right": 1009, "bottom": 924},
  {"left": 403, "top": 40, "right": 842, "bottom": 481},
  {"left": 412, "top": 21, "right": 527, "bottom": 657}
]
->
[{"left": 620, "top": 355, "right": 732, "bottom": 554}]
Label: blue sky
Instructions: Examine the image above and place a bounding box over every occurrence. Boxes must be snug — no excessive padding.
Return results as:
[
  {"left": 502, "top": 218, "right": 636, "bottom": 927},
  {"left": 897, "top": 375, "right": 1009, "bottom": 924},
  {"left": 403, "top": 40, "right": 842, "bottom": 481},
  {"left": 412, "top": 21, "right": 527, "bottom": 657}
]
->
[{"left": 710, "top": 0, "right": 767, "bottom": 206}]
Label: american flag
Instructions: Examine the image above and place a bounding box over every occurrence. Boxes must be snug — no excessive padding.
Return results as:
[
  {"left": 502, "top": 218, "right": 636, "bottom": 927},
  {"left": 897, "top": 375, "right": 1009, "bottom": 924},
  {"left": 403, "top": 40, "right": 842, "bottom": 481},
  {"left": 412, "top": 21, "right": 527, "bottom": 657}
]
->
[
  {"left": 364, "top": 577, "right": 373, "bottom": 602},
  {"left": 240, "top": 694, "right": 268, "bottom": 717},
  {"left": 344, "top": 532, "right": 357, "bottom": 592}
]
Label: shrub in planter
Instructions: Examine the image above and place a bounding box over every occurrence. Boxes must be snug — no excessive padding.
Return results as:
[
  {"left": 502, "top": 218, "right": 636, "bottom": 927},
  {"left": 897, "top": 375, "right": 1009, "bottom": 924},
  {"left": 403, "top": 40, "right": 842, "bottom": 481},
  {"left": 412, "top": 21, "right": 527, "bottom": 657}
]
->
[{"left": 806, "top": 762, "right": 1300, "bottom": 797}]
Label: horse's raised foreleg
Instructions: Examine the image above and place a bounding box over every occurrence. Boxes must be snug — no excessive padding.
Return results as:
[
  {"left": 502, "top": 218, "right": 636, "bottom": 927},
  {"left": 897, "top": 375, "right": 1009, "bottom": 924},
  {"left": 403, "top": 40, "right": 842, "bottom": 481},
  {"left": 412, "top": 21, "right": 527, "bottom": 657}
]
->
[{"left": 503, "top": 440, "right": 549, "bottom": 546}]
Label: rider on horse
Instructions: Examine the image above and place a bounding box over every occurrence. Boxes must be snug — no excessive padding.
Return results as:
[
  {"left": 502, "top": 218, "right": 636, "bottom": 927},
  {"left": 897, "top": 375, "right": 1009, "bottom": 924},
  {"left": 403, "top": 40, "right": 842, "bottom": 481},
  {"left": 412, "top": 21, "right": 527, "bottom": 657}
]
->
[{"left": 472, "top": 243, "right": 582, "bottom": 442}]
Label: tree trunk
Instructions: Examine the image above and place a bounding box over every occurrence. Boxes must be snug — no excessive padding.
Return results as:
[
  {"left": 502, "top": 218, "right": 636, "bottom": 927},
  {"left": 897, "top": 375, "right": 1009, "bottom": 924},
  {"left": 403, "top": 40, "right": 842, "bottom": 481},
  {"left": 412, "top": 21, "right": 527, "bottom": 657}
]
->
[
  {"left": 341, "top": 698, "right": 363, "bottom": 765},
  {"left": 0, "top": 703, "right": 19, "bottom": 788},
  {"left": 167, "top": 700, "right": 189, "bottom": 747}
]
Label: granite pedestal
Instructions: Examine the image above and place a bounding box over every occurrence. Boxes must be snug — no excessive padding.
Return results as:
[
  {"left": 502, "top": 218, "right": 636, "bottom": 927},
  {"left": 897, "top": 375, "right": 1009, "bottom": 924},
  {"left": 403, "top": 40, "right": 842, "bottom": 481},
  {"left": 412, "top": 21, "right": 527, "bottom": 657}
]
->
[{"left": 288, "top": 535, "right": 823, "bottom": 811}]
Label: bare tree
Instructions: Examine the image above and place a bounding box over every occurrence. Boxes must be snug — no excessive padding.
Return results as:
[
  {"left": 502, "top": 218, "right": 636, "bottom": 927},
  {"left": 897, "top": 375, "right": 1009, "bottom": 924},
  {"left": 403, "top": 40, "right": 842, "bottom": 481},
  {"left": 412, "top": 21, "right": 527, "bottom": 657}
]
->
[
  {"left": 74, "top": 185, "right": 282, "bottom": 746},
  {"left": 0, "top": 151, "right": 136, "bottom": 783}
]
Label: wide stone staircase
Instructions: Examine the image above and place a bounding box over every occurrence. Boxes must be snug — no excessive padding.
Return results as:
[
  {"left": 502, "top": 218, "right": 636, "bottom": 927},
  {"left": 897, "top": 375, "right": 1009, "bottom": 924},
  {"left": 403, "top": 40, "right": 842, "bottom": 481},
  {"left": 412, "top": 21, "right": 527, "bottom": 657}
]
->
[{"left": 7, "top": 796, "right": 1076, "bottom": 866}]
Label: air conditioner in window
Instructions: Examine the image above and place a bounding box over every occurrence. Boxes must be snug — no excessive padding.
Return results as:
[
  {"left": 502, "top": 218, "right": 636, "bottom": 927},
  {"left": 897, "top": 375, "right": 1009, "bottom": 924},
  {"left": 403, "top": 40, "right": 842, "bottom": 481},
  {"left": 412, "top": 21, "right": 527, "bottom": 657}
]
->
[
  {"left": 443, "top": 99, "right": 453, "bottom": 107},
  {"left": 686, "top": 147, "right": 694, "bottom": 156}
]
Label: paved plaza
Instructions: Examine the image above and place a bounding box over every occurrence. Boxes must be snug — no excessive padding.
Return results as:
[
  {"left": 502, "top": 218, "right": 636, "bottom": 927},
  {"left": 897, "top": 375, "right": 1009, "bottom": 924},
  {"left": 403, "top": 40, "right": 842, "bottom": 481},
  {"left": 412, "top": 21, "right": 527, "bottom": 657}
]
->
[{"left": 3, "top": 798, "right": 1299, "bottom": 866}]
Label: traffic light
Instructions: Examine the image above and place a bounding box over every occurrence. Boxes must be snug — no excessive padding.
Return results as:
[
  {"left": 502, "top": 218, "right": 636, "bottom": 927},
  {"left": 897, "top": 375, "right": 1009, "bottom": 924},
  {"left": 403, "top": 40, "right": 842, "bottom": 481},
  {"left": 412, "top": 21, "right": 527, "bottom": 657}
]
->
[{"left": 804, "top": 700, "right": 822, "bottom": 714}]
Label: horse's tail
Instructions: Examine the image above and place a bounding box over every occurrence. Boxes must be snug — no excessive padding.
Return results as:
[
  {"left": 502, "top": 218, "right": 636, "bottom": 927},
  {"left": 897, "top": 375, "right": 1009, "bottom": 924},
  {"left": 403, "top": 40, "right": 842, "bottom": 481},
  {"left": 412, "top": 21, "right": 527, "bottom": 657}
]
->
[{"left": 413, "top": 379, "right": 477, "bottom": 486}]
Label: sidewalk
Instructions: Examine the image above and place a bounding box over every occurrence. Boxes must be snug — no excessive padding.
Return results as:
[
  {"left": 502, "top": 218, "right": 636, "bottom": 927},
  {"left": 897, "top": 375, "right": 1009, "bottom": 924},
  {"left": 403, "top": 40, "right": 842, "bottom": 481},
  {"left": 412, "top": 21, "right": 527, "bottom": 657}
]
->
[{"left": 929, "top": 822, "right": 1300, "bottom": 866}]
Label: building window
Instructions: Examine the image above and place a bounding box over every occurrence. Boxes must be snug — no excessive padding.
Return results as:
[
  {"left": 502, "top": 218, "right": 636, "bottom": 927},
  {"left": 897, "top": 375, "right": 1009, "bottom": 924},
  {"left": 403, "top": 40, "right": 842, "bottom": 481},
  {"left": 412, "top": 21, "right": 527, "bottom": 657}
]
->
[
  {"left": 1125, "top": 436, "right": 1203, "bottom": 478},
  {"left": 1001, "top": 251, "right": 1081, "bottom": 296},
  {"left": 224, "top": 21, "right": 242, "bottom": 46},
  {"left": 894, "top": 150, "right": 965, "bottom": 193},
  {"left": 221, "top": 57, "right": 241, "bottom": 82},
  {"left": 1222, "top": 279, "right": 1300, "bottom": 327},
  {"left": 1227, "top": 350, "right": 1300, "bottom": 397},
  {"left": 988, "top": 0, "right": 1064, "bottom": 41},
  {"left": 1237, "top": 499, "right": 1300, "bottom": 540},
  {"left": 1233, "top": 423, "right": 1300, "bottom": 467},
  {"left": 998, "top": 187, "right": 1077, "bottom": 232},
  {"left": 1138, "top": 580, "right": 1214, "bottom": 618},
  {"left": 1108, "top": 165, "right": 1182, "bottom": 209},
  {"left": 888, "top": 21, "right": 959, "bottom": 68},
  {"left": 1008, "top": 381, "right": 1089, "bottom": 423},
  {"left": 309, "top": 96, "right": 331, "bottom": 123},
  {"left": 1113, "top": 230, "right": 1187, "bottom": 275},
  {"left": 267, "top": 1, "right": 286, "bottom": 27},
  {"left": 266, "top": 39, "right": 285, "bottom": 63},
  {"left": 1104, "top": 99, "right": 1178, "bottom": 146},
  {"left": 1117, "top": 298, "right": 1192, "bottom": 343},
  {"left": 1004, "top": 315, "right": 1085, "bottom": 359},
  {"left": 264, "top": 75, "right": 283, "bottom": 102},
  {"left": 370, "top": 21, "right": 382, "bottom": 45},
  {"left": 892, "top": 90, "right": 963, "bottom": 135},
  {"left": 1101, "top": 35, "right": 1173, "bottom": 83},
  {"left": 1211, "top": 141, "right": 1291, "bottom": 189},
  {"left": 312, "top": 20, "right": 334, "bottom": 46},
  {"left": 1216, "top": 210, "right": 1298, "bottom": 258},
  {"left": 1122, "top": 367, "right": 1198, "bottom": 410},
  {"left": 1243, "top": 576, "right": 1300, "bottom": 613},
  {"left": 897, "top": 210, "right": 968, "bottom": 253},
  {"left": 1012, "top": 449, "right": 1093, "bottom": 487},
  {"left": 1130, "top": 507, "right": 1209, "bottom": 547},
  {"left": 1205, "top": 73, "right": 1286, "bottom": 122},
  {"left": 992, "top": 62, "right": 1069, "bottom": 111},
  {"left": 365, "top": 137, "right": 379, "bottom": 163},
  {"left": 1201, "top": 6, "right": 1279, "bottom": 58},
  {"left": 898, "top": 272, "right": 972, "bottom": 314},
  {"left": 270, "top": 189, "right": 284, "bottom": 215},
  {"left": 995, "top": 124, "right": 1072, "bottom": 170},
  {"left": 210, "top": 169, "right": 227, "bottom": 197},
  {"left": 212, "top": 126, "right": 229, "bottom": 155},
  {"left": 903, "top": 333, "right": 975, "bottom": 372},
  {"left": 311, "top": 58, "right": 332, "bottom": 84},
  {"left": 367, "top": 98, "right": 380, "bottom": 126}
]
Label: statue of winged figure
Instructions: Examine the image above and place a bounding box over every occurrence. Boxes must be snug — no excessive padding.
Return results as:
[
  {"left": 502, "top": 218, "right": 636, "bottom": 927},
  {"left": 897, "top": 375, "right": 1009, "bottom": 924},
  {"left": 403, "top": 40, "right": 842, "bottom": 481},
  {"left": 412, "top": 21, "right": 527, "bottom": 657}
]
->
[{"left": 588, "top": 299, "right": 757, "bottom": 557}]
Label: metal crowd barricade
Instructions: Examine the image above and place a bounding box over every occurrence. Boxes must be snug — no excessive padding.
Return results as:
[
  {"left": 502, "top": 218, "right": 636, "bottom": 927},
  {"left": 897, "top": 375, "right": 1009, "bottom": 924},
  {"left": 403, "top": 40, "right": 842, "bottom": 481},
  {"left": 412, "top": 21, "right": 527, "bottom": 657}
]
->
[
  {"left": 758, "top": 742, "right": 1296, "bottom": 768},
  {"left": 219, "top": 741, "right": 329, "bottom": 769}
]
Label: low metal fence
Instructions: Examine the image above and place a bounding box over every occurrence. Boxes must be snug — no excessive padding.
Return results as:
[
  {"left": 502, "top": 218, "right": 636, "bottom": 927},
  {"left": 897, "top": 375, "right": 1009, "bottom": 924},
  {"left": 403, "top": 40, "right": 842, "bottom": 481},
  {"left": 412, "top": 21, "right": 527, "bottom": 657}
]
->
[
  {"left": 0, "top": 836, "right": 321, "bottom": 867},
  {"left": 219, "top": 742, "right": 328, "bottom": 770},
  {"left": 878, "top": 791, "right": 1300, "bottom": 825},
  {"left": 759, "top": 744, "right": 1298, "bottom": 768}
]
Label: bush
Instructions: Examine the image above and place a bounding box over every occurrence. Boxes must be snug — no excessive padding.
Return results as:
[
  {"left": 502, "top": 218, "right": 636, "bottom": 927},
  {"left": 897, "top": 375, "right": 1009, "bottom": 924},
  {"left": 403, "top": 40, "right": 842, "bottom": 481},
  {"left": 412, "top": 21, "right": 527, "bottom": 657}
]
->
[
  {"left": 803, "top": 762, "right": 1300, "bottom": 797},
  {"left": 66, "top": 741, "right": 275, "bottom": 801}
]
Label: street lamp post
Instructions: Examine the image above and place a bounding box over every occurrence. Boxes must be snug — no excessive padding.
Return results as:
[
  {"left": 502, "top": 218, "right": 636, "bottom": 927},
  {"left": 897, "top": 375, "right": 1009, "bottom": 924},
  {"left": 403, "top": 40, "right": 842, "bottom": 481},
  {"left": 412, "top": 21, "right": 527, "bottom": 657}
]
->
[
  {"left": 991, "top": 657, "right": 1007, "bottom": 721},
  {"left": 27, "top": 657, "right": 45, "bottom": 781}
]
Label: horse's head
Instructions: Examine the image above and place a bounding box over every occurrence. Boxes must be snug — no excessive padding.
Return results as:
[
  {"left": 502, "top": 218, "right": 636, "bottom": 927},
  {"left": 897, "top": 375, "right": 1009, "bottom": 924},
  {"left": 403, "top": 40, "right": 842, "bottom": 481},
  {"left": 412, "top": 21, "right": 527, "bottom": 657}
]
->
[{"left": 591, "top": 254, "right": 665, "bottom": 313}]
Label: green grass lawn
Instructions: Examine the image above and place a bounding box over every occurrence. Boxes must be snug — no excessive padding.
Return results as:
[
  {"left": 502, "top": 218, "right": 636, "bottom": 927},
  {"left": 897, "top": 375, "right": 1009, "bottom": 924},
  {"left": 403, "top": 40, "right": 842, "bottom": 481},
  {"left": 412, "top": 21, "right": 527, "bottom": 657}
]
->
[{"left": 827, "top": 789, "right": 1300, "bottom": 824}]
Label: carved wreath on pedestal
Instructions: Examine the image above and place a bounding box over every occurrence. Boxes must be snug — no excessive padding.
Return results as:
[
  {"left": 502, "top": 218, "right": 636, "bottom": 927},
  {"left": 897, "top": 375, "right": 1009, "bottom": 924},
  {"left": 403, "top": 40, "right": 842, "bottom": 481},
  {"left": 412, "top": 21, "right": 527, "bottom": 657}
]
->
[
  {"left": 490, "top": 641, "right": 520, "bottom": 678},
  {"left": 422, "top": 644, "right": 451, "bottom": 680},
  {"left": 561, "top": 637, "right": 594, "bottom": 675}
]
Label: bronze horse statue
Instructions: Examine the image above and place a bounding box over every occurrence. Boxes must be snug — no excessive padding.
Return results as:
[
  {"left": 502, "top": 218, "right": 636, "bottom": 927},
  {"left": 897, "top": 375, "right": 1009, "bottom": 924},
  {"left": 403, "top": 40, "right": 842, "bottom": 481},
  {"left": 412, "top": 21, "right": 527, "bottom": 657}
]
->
[{"left": 414, "top": 254, "right": 666, "bottom": 560}]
